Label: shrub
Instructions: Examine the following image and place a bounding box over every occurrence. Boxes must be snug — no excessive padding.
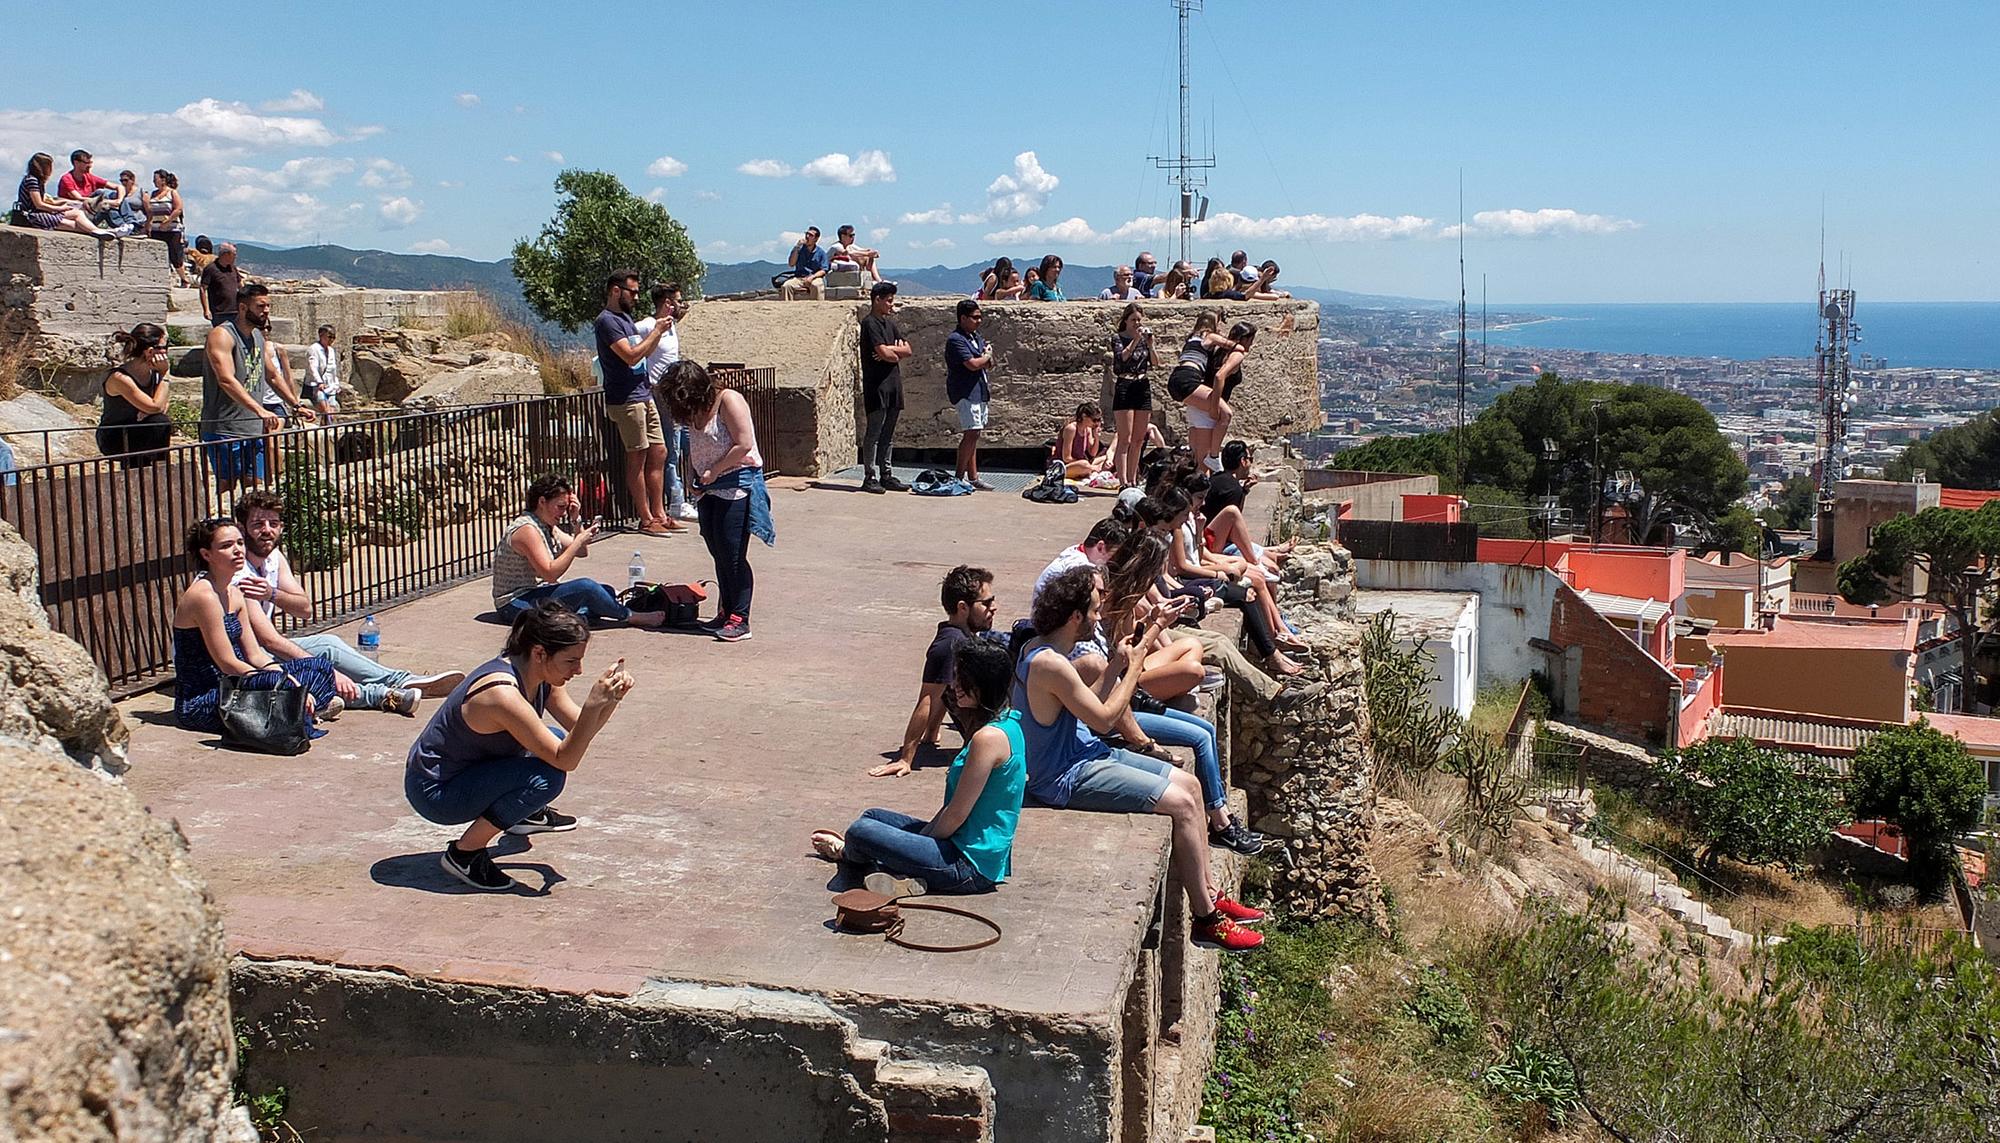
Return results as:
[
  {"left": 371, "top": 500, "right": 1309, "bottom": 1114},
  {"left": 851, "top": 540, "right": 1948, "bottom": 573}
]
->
[
  {"left": 1404, "top": 968, "right": 1476, "bottom": 1045},
  {"left": 1480, "top": 1039, "right": 1580, "bottom": 1125},
  {"left": 1849, "top": 720, "right": 1987, "bottom": 893},
  {"left": 277, "top": 460, "right": 346, "bottom": 572},
  {"left": 1662, "top": 737, "right": 1847, "bottom": 871}
]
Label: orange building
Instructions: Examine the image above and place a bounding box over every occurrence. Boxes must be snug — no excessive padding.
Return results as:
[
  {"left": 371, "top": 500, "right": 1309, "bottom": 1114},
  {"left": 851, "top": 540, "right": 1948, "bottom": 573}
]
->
[{"left": 1706, "top": 615, "right": 1917, "bottom": 724}]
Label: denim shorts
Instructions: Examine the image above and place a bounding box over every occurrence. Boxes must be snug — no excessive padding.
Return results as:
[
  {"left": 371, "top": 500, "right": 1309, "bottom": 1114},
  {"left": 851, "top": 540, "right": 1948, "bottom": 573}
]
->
[
  {"left": 202, "top": 434, "right": 265, "bottom": 482},
  {"left": 1064, "top": 749, "right": 1174, "bottom": 813}
]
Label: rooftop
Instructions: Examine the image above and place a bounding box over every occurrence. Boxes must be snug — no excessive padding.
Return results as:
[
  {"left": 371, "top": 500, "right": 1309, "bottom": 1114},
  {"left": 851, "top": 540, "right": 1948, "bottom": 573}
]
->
[
  {"left": 1574, "top": 588, "right": 1673, "bottom": 627},
  {"left": 1707, "top": 614, "right": 1916, "bottom": 652},
  {"left": 1351, "top": 589, "right": 1477, "bottom": 637},
  {"left": 1939, "top": 487, "right": 2000, "bottom": 511}
]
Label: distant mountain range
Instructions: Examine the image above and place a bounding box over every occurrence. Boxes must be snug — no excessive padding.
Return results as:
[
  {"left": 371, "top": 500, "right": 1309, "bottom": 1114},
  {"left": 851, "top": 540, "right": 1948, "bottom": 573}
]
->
[{"left": 232, "top": 243, "right": 1446, "bottom": 337}]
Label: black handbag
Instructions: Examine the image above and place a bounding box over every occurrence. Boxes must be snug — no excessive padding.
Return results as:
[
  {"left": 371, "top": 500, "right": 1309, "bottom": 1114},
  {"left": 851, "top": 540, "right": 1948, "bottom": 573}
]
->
[{"left": 218, "top": 672, "right": 313, "bottom": 755}]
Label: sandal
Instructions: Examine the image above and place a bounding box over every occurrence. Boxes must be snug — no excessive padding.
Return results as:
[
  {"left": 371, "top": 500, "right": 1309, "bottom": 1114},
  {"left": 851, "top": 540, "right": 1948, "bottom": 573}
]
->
[
  {"left": 1275, "top": 631, "right": 1310, "bottom": 652},
  {"left": 1127, "top": 739, "right": 1176, "bottom": 762},
  {"left": 809, "top": 829, "right": 845, "bottom": 862}
]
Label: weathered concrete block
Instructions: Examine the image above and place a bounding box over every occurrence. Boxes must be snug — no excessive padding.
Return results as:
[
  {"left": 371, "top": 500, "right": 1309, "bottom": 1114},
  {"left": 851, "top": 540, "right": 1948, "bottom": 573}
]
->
[{"left": 0, "top": 225, "right": 171, "bottom": 400}]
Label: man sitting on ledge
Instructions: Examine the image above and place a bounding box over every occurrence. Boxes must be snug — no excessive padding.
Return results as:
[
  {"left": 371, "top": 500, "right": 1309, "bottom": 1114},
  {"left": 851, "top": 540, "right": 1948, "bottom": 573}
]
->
[
  {"left": 872, "top": 565, "right": 1004, "bottom": 778},
  {"left": 1012, "top": 567, "right": 1265, "bottom": 951},
  {"left": 777, "top": 226, "right": 829, "bottom": 300}
]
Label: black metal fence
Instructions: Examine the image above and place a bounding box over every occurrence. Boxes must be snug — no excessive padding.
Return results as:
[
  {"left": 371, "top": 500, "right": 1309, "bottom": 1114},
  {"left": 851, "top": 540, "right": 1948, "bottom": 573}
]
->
[{"left": 0, "top": 392, "right": 633, "bottom": 693}]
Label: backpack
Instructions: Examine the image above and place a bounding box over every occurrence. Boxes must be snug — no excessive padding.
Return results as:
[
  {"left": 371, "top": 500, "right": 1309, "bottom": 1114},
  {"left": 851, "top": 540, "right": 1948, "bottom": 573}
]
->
[
  {"left": 911, "top": 468, "right": 973, "bottom": 496},
  {"left": 1021, "top": 458, "right": 1077, "bottom": 505}
]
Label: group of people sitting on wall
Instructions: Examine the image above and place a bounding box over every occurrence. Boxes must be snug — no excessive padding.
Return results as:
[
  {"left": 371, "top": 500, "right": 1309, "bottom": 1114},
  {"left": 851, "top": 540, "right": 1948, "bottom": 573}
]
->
[
  {"left": 975, "top": 250, "right": 1291, "bottom": 304},
  {"left": 805, "top": 443, "right": 1321, "bottom": 952},
  {"left": 12, "top": 150, "right": 195, "bottom": 284},
  {"left": 772, "top": 224, "right": 884, "bottom": 299}
]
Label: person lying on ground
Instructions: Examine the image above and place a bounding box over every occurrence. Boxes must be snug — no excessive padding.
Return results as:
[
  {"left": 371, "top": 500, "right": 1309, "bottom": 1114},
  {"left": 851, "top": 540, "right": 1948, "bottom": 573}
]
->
[
  {"left": 874, "top": 565, "right": 1004, "bottom": 778},
  {"left": 814, "top": 640, "right": 1025, "bottom": 895},
  {"left": 405, "top": 602, "right": 634, "bottom": 891}
]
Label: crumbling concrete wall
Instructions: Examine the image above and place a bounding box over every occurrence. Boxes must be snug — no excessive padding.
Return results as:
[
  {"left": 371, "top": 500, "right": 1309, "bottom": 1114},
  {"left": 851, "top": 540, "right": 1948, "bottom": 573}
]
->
[
  {"left": 676, "top": 298, "right": 1320, "bottom": 475},
  {"left": 0, "top": 519, "right": 250, "bottom": 1142},
  {"left": 0, "top": 226, "right": 170, "bottom": 402}
]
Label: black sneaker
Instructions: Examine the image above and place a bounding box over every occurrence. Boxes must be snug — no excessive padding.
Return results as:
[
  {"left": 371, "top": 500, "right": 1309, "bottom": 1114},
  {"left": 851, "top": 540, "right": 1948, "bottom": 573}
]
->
[
  {"left": 507, "top": 806, "right": 578, "bottom": 835},
  {"left": 878, "top": 472, "right": 910, "bottom": 492},
  {"left": 1271, "top": 680, "right": 1330, "bottom": 711},
  {"left": 715, "top": 615, "right": 752, "bottom": 642},
  {"left": 1209, "top": 819, "right": 1266, "bottom": 856},
  {"left": 1129, "top": 688, "right": 1168, "bottom": 715},
  {"left": 439, "top": 845, "right": 516, "bottom": 891},
  {"left": 861, "top": 475, "right": 886, "bottom": 494}
]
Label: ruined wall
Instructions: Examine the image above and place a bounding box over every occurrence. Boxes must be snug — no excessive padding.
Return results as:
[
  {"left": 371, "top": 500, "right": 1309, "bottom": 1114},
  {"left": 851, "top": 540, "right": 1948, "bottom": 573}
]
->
[
  {"left": 0, "top": 520, "right": 249, "bottom": 1142},
  {"left": 0, "top": 226, "right": 170, "bottom": 400},
  {"left": 676, "top": 298, "right": 1321, "bottom": 475}
]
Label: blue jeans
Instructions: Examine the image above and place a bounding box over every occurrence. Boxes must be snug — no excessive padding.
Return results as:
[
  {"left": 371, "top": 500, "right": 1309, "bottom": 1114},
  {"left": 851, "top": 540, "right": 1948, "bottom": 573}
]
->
[
  {"left": 1134, "top": 708, "right": 1225, "bottom": 811},
  {"left": 842, "top": 808, "right": 994, "bottom": 894},
  {"left": 294, "top": 633, "right": 410, "bottom": 709},
  {"left": 697, "top": 494, "right": 754, "bottom": 621},
  {"left": 406, "top": 755, "right": 566, "bottom": 831},
  {"left": 502, "top": 579, "right": 630, "bottom": 624},
  {"left": 665, "top": 419, "right": 686, "bottom": 513}
]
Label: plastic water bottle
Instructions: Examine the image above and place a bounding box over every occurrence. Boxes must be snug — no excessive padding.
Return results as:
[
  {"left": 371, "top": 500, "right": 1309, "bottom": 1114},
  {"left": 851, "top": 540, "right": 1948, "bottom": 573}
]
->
[
  {"left": 358, "top": 614, "right": 381, "bottom": 661},
  {"left": 628, "top": 552, "right": 646, "bottom": 590}
]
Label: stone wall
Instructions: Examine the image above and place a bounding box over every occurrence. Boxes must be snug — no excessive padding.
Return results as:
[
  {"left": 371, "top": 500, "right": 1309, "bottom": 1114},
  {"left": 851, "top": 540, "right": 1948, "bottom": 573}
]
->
[
  {"left": 0, "top": 520, "right": 250, "bottom": 1142},
  {"left": 0, "top": 226, "right": 170, "bottom": 400},
  {"left": 677, "top": 298, "right": 1321, "bottom": 475}
]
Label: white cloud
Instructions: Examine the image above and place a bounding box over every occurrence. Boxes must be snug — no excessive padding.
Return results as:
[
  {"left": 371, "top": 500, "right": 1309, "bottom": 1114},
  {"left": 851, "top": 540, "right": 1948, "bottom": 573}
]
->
[
  {"left": 799, "top": 149, "right": 896, "bottom": 186},
  {"left": 261, "top": 89, "right": 324, "bottom": 113},
  {"left": 646, "top": 154, "right": 688, "bottom": 178},
  {"left": 693, "top": 189, "right": 722, "bottom": 204},
  {"left": 869, "top": 227, "right": 891, "bottom": 241},
  {"left": 436, "top": 179, "right": 463, "bottom": 189},
  {"left": 985, "top": 151, "right": 1059, "bottom": 220},
  {"left": 1455, "top": 207, "right": 1640, "bottom": 238},
  {"left": 645, "top": 186, "right": 667, "bottom": 203},
  {"left": 502, "top": 154, "right": 521, "bottom": 163},
  {"left": 174, "top": 98, "right": 341, "bottom": 147},
  {"left": 224, "top": 157, "right": 355, "bottom": 191},
  {"left": 1187, "top": 211, "right": 1437, "bottom": 243},
  {"left": 378, "top": 196, "right": 422, "bottom": 227},
  {"left": 898, "top": 203, "right": 977, "bottom": 226},
  {"left": 907, "top": 237, "right": 956, "bottom": 250},
  {"left": 983, "top": 216, "right": 1101, "bottom": 245},
  {"left": 409, "top": 238, "right": 452, "bottom": 253},
  {"left": 543, "top": 150, "right": 564, "bottom": 164},
  {"left": 737, "top": 158, "right": 794, "bottom": 178},
  {"left": 701, "top": 231, "right": 804, "bottom": 260},
  {"left": 358, "top": 158, "right": 410, "bottom": 189},
  {"left": 454, "top": 93, "right": 480, "bottom": 108}
]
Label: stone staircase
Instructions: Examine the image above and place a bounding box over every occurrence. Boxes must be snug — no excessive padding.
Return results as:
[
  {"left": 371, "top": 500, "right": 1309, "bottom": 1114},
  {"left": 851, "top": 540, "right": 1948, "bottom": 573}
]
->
[{"left": 1566, "top": 830, "right": 1762, "bottom": 953}]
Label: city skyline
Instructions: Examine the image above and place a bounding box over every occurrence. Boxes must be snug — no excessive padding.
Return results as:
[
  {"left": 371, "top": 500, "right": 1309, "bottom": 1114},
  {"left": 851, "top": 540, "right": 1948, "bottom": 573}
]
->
[{"left": 3, "top": 1, "right": 1992, "bottom": 303}]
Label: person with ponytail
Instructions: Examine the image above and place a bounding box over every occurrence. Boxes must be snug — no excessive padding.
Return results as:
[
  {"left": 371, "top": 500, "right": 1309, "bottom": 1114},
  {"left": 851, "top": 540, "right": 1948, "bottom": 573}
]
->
[
  {"left": 405, "top": 601, "right": 636, "bottom": 891},
  {"left": 98, "top": 323, "right": 173, "bottom": 467}
]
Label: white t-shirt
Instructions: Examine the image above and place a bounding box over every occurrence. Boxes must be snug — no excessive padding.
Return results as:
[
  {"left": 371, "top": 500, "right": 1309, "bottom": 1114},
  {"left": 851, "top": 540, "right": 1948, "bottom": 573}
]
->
[
  {"left": 829, "top": 242, "right": 860, "bottom": 269},
  {"left": 308, "top": 342, "right": 340, "bottom": 401},
  {"left": 1033, "top": 545, "right": 1096, "bottom": 605},
  {"left": 633, "top": 316, "right": 681, "bottom": 389},
  {"left": 231, "top": 547, "right": 298, "bottom": 619}
]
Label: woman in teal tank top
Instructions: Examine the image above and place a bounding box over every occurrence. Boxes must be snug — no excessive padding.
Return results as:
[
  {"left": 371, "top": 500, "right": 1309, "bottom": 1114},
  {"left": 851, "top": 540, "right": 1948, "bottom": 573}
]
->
[{"left": 812, "top": 640, "right": 1025, "bottom": 894}]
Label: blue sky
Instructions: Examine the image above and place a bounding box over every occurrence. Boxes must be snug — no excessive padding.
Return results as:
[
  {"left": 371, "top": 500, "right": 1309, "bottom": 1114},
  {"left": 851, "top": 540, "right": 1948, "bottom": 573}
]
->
[{"left": 4, "top": 1, "right": 1992, "bottom": 302}]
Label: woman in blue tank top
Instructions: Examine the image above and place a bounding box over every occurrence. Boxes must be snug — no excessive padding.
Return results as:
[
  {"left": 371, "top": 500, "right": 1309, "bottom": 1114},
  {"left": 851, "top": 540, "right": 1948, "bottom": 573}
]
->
[
  {"left": 810, "top": 640, "right": 1026, "bottom": 895},
  {"left": 404, "top": 601, "right": 637, "bottom": 891}
]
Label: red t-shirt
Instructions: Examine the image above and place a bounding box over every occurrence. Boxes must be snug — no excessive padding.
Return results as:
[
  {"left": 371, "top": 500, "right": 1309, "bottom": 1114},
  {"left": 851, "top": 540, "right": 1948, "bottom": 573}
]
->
[{"left": 56, "top": 170, "right": 110, "bottom": 199}]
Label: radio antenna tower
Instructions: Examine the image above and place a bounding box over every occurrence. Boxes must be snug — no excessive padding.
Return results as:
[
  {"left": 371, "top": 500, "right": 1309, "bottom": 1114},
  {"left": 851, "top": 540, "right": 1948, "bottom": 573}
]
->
[
  {"left": 1149, "top": 0, "right": 1215, "bottom": 265},
  {"left": 1456, "top": 176, "right": 1468, "bottom": 488},
  {"left": 1810, "top": 252, "right": 1859, "bottom": 560}
]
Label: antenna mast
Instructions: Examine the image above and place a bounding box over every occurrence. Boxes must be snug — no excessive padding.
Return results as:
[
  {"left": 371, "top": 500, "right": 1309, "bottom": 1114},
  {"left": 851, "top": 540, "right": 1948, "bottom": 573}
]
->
[
  {"left": 1149, "top": 0, "right": 1215, "bottom": 265},
  {"left": 1811, "top": 256, "right": 1859, "bottom": 561},
  {"left": 1456, "top": 177, "right": 1468, "bottom": 489}
]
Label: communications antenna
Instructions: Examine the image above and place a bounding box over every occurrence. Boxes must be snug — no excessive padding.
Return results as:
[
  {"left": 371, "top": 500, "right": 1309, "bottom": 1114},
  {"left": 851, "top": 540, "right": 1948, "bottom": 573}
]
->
[
  {"left": 1456, "top": 176, "right": 1468, "bottom": 488},
  {"left": 1810, "top": 255, "right": 1859, "bottom": 560},
  {"left": 1149, "top": 0, "right": 1215, "bottom": 265}
]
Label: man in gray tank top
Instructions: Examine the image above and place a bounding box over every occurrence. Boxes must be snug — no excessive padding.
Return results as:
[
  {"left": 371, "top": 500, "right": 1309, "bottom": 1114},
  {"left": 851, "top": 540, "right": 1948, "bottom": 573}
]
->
[{"left": 201, "top": 281, "right": 284, "bottom": 491}]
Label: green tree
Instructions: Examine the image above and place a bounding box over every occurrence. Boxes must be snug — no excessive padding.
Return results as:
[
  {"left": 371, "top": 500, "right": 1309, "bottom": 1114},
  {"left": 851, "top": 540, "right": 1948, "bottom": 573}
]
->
[
  {"left": 1848, "top": 720, "right": 1987, "bottom": 892},
  {"left": 511, "top": 170, "right": 704, "bottom": 331},
  {"left": 1759, "top": 474, "right": 1818, "bottom": 531},
  {"left": 1714, "top": 506, "right": 1766, "bottom": 556},
  {"left": 1837, "top": 501, "right": 2000, "bottom": 712},
  {"left": 1883, "top": 409, "right": 2000, "bottom": 488},
  {"left": 1662, "top": 737, "right": 1846, "bottom": 871}
]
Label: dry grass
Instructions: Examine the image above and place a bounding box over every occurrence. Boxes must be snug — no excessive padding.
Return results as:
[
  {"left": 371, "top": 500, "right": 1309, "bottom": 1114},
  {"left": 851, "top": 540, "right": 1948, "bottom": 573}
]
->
[{"left": 442, "top": 290, "right": 592, "bottom": 395}]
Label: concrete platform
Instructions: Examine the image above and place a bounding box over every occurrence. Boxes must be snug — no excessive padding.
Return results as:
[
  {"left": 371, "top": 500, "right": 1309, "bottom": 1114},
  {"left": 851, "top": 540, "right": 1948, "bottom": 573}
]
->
[{"left": 123, "top": 477, "right": 1216, "bottom": 1141}]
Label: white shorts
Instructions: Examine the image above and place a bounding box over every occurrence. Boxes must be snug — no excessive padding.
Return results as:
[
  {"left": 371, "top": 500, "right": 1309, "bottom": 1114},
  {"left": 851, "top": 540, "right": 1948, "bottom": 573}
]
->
[
  {"left": 1185, "top": 405, "right": 1217, "bottom": 430},
  {"left": 956, "top": 398, "right": 989, "bottom": 431}
]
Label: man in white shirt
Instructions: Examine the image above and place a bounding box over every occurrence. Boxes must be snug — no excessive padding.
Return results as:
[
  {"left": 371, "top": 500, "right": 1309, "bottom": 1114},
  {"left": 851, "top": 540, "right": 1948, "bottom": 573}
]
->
[
  {"left": 306, "top": 324, "right": 341, "bottom": 421},
  {"left": 231, "top": 491, "right": 464, "bottom": 716},
  {"left": 1033, "top": 517, "right": 1130, "bottom": 605},
  {"left": 635, "top": 283, "right": 696, "bottom": 522},
  {"left": 829, "top": 224, "right": 882, "bottom": 283}
]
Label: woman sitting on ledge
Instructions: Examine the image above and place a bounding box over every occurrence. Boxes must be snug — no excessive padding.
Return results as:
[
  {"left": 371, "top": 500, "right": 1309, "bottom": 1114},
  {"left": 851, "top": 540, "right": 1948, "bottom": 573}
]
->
[
  {"left": 171, "top": 517, "right": 338, "bottom": 735},
  {"left": 406, "top": 602, "right": 635, "bottom": 891},
  {"left": 812, "top": 639, "right": 1024, "bottom": 896},
  {"left": 492, "top": 474, "right": 665, "bottom": 627},
  {"left": 1054, "top": 400, "right": 1113, "bottom": 482},
  {"left": 13, "top": 153, "right": 113, "bottom": 238}
]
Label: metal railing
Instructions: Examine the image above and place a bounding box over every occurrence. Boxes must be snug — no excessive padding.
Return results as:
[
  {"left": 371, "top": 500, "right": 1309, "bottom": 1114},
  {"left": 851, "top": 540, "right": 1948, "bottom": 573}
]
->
[{"left": 0, "top": 393, "right": 634, "bottom": 693}]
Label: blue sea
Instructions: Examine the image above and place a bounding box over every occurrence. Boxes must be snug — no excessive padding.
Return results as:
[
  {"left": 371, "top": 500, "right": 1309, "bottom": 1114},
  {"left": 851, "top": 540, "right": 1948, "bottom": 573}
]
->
[{"left": 1479, "top": 302, "right": 2000, "bottom": 370}]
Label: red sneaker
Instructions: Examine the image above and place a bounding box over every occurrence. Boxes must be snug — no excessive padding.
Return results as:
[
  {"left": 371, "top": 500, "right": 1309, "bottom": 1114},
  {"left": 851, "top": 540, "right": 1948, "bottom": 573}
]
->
[
  {"left": 1212, "top": 896, "right": 1266, "bottom": 924},
  {"left": 1193, "top": 913, "right": 1264, "bottom": 951}
]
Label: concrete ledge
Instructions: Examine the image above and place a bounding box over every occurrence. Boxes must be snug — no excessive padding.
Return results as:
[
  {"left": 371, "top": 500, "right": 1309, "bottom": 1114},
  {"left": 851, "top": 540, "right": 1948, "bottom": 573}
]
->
[{"left": 0, "top": 225, "right": 171, "bottom": 400}]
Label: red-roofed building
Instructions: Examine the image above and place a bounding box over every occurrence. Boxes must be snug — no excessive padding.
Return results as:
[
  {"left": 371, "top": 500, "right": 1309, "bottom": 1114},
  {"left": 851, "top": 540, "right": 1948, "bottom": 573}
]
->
[
  {"left": 1940, "top": 487, "right": 2000, "bottom": 512},
  {"left": 1706, "top": 615, "right": 1917, "bottom": 724}
]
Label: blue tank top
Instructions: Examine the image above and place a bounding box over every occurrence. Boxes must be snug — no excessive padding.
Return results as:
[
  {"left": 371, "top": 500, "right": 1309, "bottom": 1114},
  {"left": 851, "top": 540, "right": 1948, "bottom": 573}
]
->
[
  {"left": 1010, "top": 644, "right": 1111, "bottom": 807},
  {"left": 406, "top": 656, "right": 550, "bottom": 784},
  {"left": 942, "top": 710, "right": 1027, "bottom": 884}
]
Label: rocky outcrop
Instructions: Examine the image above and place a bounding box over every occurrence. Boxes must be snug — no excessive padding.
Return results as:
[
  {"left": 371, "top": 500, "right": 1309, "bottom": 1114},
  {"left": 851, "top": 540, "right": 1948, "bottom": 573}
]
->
[
  {"left": 0, "top": 520, "right": 251, "bottom": 1141},
  {"left": 0, "top": 393, "right": 100, "bottom": 467},
  {"left": 349, "top": 328, "right": 540, "bottom": 405}
]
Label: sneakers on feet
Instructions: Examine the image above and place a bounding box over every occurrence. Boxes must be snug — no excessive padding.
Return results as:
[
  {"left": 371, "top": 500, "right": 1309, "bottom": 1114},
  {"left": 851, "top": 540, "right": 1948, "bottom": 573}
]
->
[
  {"left": 319, "top": 695, "right": 345, "bottom": 722},
  {"left": 864, "top": 871, "right": 928, "bottom": 900},
  {"left": 1209, "top": 819, "right": 1266, "bottom": 856},
  {"left": 1198, "top": 669, "right": 1226, "bottom": 693},
  {"left": 1212, "top": 895, "right": 1267, "bottom": 923},
  {"left": 439, "top": 844, "right": 516, "bottom": 891},
  {"left": 698, "top": 613, "right": 728, "bottom": 631},
  {"left": 406, "top": 670, "right": 466, "bottom": 698},
  {"left": 507, "top": 806, "right": 578, "bottom": 835},
  {"left": 878, "top": 472, "right": 910, "bottom": 492},
  {"left": 1193, "top": 912, "right": 1263, "bottom": 950},
  {"left": 715, "top": 615, "right": 752, "bottom": 642},
  {"left": 673, "top": 503, "right": 698, "bottom": 521},
  {"left": 1271, "top": 680, "right": 1330, "bottom": 710},
  {"left": 861, "top": 476, "right": 886, "bottom": 494},
  {"left": 970, "top": 478, "right": 996, "bottom": 492},
  {"left": 380, "top": 687, "right": 423, "bottom": 717}
]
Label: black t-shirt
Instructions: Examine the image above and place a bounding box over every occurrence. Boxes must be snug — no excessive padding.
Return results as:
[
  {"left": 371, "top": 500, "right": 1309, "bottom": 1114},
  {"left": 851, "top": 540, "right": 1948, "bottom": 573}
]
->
[
  {"left": 859, "top": 313, "right": 904, "bottom": 412},
  {"left": 200, "top": 262, "right": 243, "bottom": 317}
]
